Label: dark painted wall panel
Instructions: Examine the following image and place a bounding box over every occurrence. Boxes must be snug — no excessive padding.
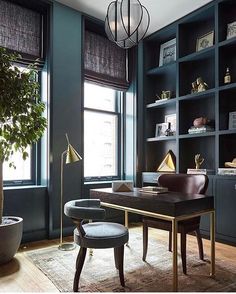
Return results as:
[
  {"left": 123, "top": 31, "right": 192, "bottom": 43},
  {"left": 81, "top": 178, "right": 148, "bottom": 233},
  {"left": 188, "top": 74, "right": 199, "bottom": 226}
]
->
[
  {"left": 49, "top": 2, "right": 83, "bottom": 237},
  {"left": 3, "top": 187, "right": 48, "bottom": 242}
]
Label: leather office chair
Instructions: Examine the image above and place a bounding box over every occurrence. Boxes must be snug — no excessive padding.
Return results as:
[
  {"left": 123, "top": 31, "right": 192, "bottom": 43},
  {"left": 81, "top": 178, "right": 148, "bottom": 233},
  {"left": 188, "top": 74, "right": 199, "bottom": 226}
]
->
[
  {"left": 142, "top": 174, "right": 209, "bottom": 274},
  {"left": 64, "top": 199, "right": 129, "bottom": 292}
]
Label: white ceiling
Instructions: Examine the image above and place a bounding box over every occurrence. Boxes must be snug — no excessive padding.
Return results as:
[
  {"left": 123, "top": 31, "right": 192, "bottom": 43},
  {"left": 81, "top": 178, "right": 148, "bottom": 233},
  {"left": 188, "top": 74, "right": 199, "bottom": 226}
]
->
[{"left": 56, "top": 0, "right": 213, "bottom": 36}]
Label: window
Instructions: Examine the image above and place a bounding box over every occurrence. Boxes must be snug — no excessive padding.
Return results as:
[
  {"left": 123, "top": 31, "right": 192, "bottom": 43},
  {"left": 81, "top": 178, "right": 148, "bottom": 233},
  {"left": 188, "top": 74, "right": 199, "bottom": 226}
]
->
[
  {"left": 3, "top": 65, "right": 39, "bottom": 186},
  {"left": 84, "top": 82, "right": 122, "bottom": 181}
]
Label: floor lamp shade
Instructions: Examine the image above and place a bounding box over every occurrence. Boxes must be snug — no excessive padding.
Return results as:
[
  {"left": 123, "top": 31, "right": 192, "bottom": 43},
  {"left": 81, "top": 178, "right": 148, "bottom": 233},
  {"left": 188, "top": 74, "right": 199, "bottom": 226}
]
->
[
  {"left": 59, "top": 134, "right": 82, "bottom": 251},
  {"left": 66, "top": 144, "right": 82, "bottom": 164}
]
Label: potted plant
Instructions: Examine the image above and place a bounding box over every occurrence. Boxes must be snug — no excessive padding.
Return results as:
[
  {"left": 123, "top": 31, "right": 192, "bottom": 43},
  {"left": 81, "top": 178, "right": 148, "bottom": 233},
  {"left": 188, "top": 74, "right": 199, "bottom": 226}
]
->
[{"left": 0, "top": 47, "right": 47, "bottom": 264}]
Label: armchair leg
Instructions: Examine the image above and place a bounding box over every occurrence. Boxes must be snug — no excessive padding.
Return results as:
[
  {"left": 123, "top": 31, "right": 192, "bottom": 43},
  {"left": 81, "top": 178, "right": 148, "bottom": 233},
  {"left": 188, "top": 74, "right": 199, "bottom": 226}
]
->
[
  {"left": 114, "top": 247, "right": 119, "bottom": 269},
  {"left": 143, "top": 223, "right": 148, "bottom": 261},
  {"left": 115, "top": 245, "right": 125, "bottom": 287},
  {"left": 73, "top": 247, "right": 87, "bottom": 292},
  {"left": 195, "top": 228, "right": 204, "bottom": 260},
  {"left": 181, "top": 232, "right": 187, "bottom": 275}
]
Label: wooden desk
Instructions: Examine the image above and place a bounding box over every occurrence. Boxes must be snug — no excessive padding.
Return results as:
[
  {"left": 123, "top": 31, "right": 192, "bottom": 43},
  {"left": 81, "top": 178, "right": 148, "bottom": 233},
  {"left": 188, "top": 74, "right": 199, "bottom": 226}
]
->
[{"left": 90, "top": 187, "right": 215, "bottom": 292}]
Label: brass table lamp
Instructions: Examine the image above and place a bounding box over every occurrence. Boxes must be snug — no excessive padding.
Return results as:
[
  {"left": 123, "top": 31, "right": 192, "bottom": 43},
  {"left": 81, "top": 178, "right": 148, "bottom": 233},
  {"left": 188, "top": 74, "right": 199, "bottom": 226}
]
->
[{"left": 59, "top": 133, "right": 82, "bottom": 251}]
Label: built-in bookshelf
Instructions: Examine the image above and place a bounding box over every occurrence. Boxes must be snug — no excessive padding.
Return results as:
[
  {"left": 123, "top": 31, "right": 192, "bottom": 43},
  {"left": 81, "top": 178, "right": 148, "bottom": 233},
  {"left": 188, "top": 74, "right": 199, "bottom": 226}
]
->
[
  {"left": 141, "top": 0, "right": 236, "bottom": 176},
  {"left": 139, "top": 0, "right": 236, "bottom": 245}
]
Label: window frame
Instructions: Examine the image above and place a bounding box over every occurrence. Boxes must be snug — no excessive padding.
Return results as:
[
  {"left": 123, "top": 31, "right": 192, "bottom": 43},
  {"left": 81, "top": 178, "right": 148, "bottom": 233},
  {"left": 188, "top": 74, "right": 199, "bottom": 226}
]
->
[
  {"left": 83, "top": 82, "right": 123, "bottom": 182},
  {"left": 3, "top": 64, "right": 42, "bottom": 187}
]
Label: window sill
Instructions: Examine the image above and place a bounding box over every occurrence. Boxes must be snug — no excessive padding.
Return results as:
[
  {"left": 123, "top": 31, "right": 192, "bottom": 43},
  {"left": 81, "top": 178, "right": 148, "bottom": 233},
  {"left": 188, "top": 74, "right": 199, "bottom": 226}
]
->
[
  {"left": 3, "top": 185, "right": 47, "bottom": 191},
  {"left": 84, "top": 181, "right": 113, "bottom": 185}
]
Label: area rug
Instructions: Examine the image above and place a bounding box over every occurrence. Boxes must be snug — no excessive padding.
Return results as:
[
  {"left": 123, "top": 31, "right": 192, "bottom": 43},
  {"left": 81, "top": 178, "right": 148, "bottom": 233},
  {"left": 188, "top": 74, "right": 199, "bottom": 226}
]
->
[{"left": 26, "top": 232, "right": 236, "bottom": 292}]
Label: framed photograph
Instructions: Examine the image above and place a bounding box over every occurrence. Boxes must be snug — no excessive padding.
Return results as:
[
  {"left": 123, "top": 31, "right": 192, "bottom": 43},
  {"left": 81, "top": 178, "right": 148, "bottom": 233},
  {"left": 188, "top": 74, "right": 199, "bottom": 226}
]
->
[
  {"left": 229, "top": 111, "right": 236, "bottom": 130},
  {"left": 155, "top": 122, "right": 169, "bottom": 137},
  {"left": 159, "top": 38, "right": 176, "bottom": 66},
  {"left": 165, "top": 114, "right": 176, "bottom": 133},
  {"left": 227, "top": 21, "right": 236, "bottom": 40},
  {"left": 196, "top": 31, "right": 214, "bottom": 52}
]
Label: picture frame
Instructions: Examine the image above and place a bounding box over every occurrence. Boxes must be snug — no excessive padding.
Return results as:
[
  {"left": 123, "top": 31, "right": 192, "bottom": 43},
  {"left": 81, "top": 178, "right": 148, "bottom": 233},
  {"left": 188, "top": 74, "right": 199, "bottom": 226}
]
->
[
  {"left": 165, "top": 114, "right": 176, "bottom": 133},
  {"left": 196, "top": 31, "right": 214, "bottom": 52},
  {"left": 227, "top": 21, "right": 236, "bottom": 40},
  {"left": 159, "top": 38, "right": 176, "bottom": 66},
  {"left": 155, "top": 122, "right": 169, "bottom": 137},
  {"left": 229, "top": 111, "right": 236, "bottom": 130}
]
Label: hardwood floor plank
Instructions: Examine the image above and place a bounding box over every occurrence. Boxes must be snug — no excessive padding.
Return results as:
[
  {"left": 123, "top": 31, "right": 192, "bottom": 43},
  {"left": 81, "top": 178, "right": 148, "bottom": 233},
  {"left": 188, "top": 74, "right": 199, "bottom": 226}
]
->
[{"left": 0, "top": 224, "right": 236, "bottom": 292}]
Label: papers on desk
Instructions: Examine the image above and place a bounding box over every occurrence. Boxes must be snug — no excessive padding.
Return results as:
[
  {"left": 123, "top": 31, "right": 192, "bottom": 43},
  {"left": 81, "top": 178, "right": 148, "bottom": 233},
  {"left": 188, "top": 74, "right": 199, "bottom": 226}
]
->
[{"left": 140, "top": 186, "right": 168, "bottom": 194}]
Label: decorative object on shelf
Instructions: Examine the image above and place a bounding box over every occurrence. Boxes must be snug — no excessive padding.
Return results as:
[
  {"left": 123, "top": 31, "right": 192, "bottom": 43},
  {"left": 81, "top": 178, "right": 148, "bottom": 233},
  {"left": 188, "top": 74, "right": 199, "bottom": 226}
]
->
[
  {"left": 226, "top": 20, "right": 236, "bottom": 40},
  {"left": 193, "top": 117, "right": 210, "bottom": 127},
  {"left": 225, "top": 158, "right": 236, "bottom": 168},
  {"left": 156, "top": 150, "right": 176, "bottom": 173},
  {"left": 224, "top": 67, "right": 231, "bottom": 84},
  {"left": 105, "top": 0, "right": 150, "bottom": 49},
  {"left": 159, "top": 38, "right": 176, "bottom": 66},
  {"left": 218, "top": 168, "right": 236, "bottom": 176},
  {"left": 59, "top": 134, "right": 82, "bottom": 251},
  {"left": 191, "top": 81, "right": 198, "bottom": 94},
  {"left": 155, "top": 91, "right": 171, "bottom": 103},
  {"left": 196, "top": 31, "right": 214, "bottom": 52},
  {"left": 165, "top": 114, "right": 176, "bottom": 134},
  {"left": 155, "top": 122, "right": 170, "bottom": 137},
  {"left": 196, "top": 77, "right": 208, "bottom": 92},
  {"left": 112, "top": 180, "right": 134, "bottom": 192},
  {"left": 187, "top": 168, "right": 207, "bottom": 175},
  {"left": 195, "top": 154, "right": 204, "bottom": 169},
  {"left": 188, "top": 117, "right": 214, "bottom": 134},
  {"left": 228, "top": 111, "right": 236, "bottom": 130},
  {"left": 191, "top": 77, "right": 208, "bottom": 93}
]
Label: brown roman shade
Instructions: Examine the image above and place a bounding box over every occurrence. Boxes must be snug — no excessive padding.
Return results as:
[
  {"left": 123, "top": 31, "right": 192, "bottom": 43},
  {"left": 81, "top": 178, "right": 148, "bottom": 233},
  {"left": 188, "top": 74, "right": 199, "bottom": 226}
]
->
[
  {"left": 84, "top": 30, "right": 129, "bottom": 91},
  {"left": 0, "top": 0, "right": 41, "bottom": 58}
]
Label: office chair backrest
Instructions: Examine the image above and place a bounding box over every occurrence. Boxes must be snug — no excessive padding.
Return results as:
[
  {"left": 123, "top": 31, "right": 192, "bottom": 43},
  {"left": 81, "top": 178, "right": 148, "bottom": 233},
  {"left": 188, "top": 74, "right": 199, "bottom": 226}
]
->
[{"left": 158, "top": 173, "right": 209, "bottom": 195}]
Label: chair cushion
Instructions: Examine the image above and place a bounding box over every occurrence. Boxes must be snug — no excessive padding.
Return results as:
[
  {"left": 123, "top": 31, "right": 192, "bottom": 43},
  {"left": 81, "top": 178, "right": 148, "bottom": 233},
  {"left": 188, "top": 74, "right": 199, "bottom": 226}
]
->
[{"left": 74, "top": 222, "right": 129, "bottom": 249}]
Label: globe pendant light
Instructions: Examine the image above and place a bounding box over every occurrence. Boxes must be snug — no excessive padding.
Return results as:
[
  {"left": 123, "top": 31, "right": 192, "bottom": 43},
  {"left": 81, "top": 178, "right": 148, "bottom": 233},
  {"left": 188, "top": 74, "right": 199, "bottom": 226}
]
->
[{"left": 105, "top": 0, "right": 150, "bottom": 49}]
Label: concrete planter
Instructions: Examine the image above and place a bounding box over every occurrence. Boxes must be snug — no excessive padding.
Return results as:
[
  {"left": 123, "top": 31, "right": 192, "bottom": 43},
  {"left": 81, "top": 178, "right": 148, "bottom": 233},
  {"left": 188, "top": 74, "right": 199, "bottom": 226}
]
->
[{"left": 0, "top": 216, "right": 23, "bottom": 264}]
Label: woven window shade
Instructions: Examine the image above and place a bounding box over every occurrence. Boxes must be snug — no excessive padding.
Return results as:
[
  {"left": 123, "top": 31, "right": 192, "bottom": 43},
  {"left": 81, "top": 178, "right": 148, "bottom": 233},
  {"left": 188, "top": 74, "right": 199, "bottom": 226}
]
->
[
  {"left": 84, "top": 30, "right": 129, "bottom": 91},
  {"left": 0, "top": 0, "right": 41, "bottom": 57}
]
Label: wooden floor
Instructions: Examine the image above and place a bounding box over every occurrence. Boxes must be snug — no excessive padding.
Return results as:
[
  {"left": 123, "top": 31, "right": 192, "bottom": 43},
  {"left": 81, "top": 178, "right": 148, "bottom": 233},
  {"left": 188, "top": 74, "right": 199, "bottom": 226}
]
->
[{"left": 0, "top": 224, "right": 236, "bottom": 292}]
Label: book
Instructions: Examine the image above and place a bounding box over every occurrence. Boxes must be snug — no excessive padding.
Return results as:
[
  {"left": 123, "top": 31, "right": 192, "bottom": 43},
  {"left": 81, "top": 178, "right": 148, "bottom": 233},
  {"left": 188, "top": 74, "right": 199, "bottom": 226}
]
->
[
  {"left": 188, "top": 126, "right": 214, "bottom": 134},
  {"left": 140, "top": 186, "right": 168, "bottom": 194},
  {"left": 218, "top": 168, "right": 236, "bottom": 176},
  {"left": 187, "top": 169, "right": 207, "bottom": 175}
]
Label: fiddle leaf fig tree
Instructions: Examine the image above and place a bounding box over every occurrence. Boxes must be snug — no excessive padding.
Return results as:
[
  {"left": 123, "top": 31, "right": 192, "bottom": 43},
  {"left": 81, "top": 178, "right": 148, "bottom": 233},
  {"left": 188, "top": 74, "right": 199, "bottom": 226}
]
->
[{"left": 0, "top": 47, "right": 47, "bottom": 224}]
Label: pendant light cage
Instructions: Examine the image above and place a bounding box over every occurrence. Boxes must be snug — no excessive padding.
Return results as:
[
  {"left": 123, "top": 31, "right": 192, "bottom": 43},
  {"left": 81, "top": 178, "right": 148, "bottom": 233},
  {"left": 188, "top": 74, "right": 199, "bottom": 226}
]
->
[{"left": 105, "top": 0, "right": 150, "bottom": 49}]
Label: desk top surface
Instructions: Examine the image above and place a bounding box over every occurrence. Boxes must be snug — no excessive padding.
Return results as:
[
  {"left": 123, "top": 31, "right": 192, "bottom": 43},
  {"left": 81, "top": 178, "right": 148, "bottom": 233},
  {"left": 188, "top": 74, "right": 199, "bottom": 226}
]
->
[{"left": 90, "top": 188, "right": 214, "bottom": 217}]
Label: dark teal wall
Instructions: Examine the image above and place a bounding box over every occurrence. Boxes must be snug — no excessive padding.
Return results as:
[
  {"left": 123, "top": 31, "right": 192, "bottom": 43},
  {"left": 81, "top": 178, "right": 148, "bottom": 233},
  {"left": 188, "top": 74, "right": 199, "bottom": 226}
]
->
[
  {"left": 4, "top": 1, "right": 84, "bottom": 242},
  {"left": 49, "top": 1, "right": 83, "bottom": 238}
]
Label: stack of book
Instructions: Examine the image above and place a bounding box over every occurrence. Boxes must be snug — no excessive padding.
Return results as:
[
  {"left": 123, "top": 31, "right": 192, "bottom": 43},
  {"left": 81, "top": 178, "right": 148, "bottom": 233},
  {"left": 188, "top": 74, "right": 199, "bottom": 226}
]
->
[
  {"left": 140, "top": 186, "right": 168, "bottom": 194},
  {"left": 187, "top": 169, "right": 215, "bottom": 175},
  {"left": 188, "top": 125, "right": 214, "bottom": 134},
  {"left": 218, "top": 168, "right": 236, "bottom": 176}
]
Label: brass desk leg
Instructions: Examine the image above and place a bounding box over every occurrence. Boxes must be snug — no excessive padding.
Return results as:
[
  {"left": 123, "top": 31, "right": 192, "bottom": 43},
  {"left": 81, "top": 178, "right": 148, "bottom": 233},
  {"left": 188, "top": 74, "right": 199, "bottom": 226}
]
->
[
  {"left": 125, "top": 211, "right": 129, "bottom": 246},
  {"left": 125, "top": 211, "right": 129, "bottom": 228},
  {"left": 172, "top": 218, "right": 178, "bottom": 292},
  {"left": 210, "top": 210, "right": 215, "bottom": 277}
]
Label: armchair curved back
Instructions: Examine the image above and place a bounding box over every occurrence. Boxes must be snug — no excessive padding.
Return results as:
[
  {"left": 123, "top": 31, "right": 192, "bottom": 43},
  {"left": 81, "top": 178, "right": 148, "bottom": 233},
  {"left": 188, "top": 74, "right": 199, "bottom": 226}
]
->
[
  {"left": 158, "top": 173, "right": 208, "bottom": 195},
  {"left": 64, "top": 199, "right": 106, "bottom": 221}
]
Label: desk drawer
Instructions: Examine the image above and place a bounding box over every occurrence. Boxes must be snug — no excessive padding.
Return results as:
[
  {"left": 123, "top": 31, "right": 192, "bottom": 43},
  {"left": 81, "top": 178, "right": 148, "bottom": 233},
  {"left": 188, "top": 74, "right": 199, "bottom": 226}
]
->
[{"left": 142, "top": 172, "right": 159, "bottom": 184}]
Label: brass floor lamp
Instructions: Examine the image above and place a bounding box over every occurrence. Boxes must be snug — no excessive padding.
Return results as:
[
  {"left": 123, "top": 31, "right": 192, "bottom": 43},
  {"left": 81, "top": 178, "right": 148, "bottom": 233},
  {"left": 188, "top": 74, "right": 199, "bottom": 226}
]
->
[{"left": 59, "top": 134, "right": 82, "bottom": 251}]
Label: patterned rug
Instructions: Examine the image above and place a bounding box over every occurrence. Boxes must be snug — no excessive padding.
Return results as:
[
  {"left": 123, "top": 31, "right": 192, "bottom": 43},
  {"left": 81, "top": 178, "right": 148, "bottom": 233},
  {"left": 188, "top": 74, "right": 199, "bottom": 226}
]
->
[{"left": 26, "top": 232, "right": 236, "bottom": 292}]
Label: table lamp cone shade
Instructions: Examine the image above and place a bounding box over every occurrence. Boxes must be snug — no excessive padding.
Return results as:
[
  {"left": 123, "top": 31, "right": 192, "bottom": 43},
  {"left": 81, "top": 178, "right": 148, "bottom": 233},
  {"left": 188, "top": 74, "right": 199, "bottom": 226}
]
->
[{"left": 66, "top": 144, "right": 82, "bottom": 164}]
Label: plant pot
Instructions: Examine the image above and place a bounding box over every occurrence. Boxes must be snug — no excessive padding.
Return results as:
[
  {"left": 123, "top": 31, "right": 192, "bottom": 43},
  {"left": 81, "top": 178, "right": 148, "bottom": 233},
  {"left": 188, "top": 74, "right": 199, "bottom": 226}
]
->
[{"left": 0, "top": 216, "right": 23, "bottom": 264}]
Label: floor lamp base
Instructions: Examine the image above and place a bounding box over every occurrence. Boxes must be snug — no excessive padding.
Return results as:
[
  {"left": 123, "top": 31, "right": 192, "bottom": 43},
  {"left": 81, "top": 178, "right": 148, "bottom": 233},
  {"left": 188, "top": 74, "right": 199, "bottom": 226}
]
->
[{"left": 58, "top": 243, "right": 76, "bottom": 251}]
